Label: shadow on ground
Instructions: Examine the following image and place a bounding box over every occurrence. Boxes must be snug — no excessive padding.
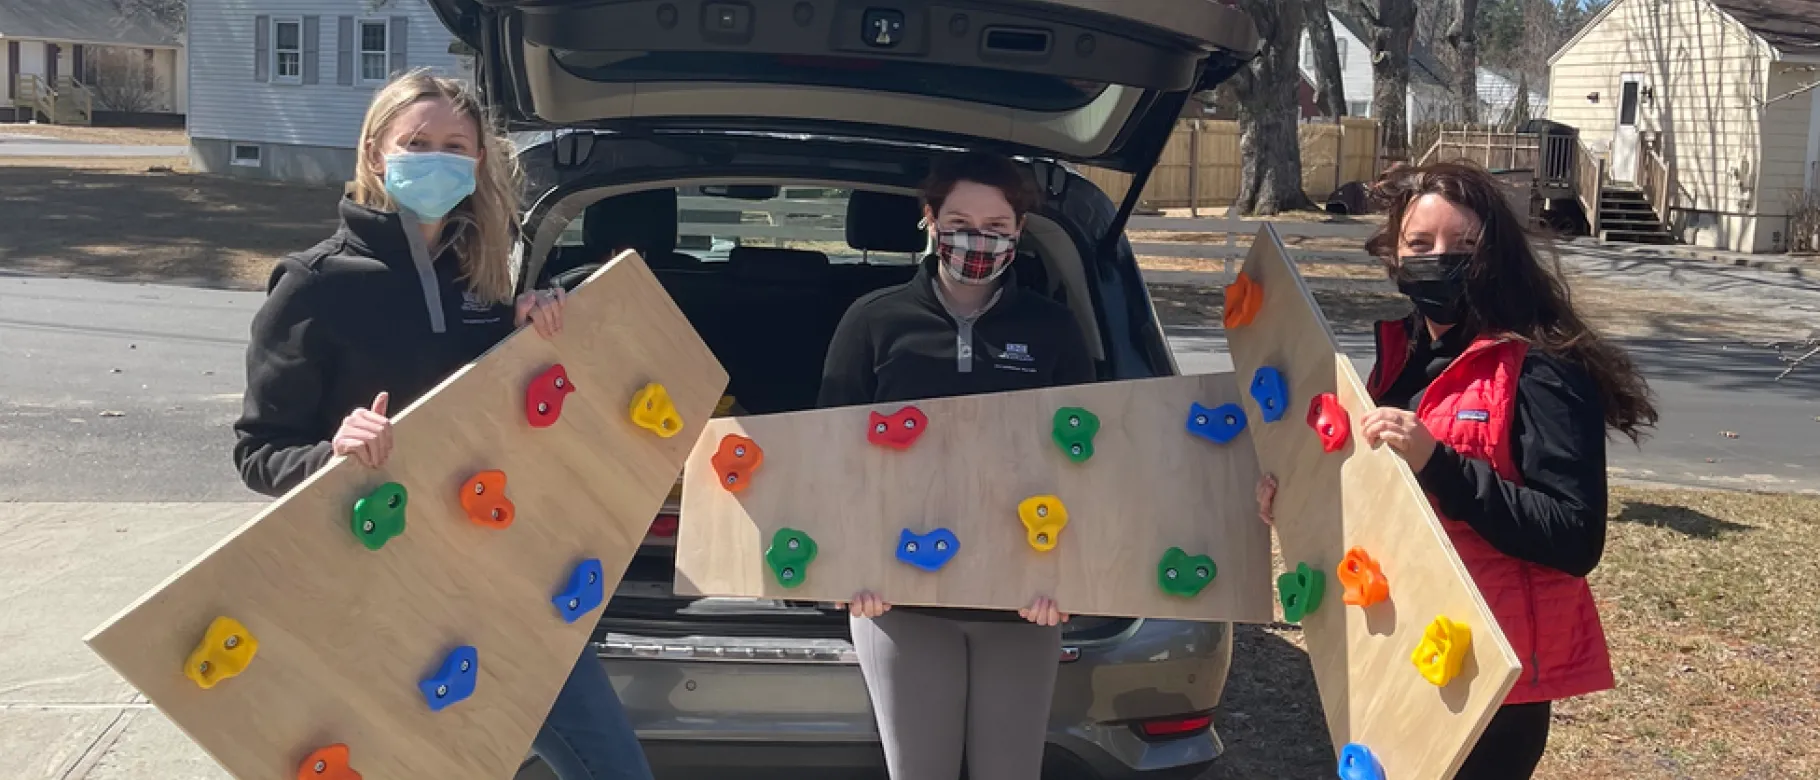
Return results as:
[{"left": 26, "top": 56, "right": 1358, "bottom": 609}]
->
[
  {"left": 1201, "top": 624, "right": 1331, "bottom": 779},
  {"left": 1611, "top": 501, "right": 1756, "bottom": 540}
]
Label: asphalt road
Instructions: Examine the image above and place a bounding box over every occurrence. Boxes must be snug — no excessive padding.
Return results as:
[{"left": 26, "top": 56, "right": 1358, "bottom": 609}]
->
[{"left": 1, "top": 262, "right": 1816, "bottom": 502}]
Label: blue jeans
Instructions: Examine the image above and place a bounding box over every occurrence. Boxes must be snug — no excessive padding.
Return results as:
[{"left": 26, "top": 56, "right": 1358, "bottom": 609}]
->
[{"left": 531, "top": 645, "right": 654, "bottom": 780}]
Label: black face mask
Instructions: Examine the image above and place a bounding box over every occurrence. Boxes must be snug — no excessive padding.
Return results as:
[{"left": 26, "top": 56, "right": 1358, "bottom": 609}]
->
[{"left": 1394, "top": 252, "right": 1471, "bottom": 326}]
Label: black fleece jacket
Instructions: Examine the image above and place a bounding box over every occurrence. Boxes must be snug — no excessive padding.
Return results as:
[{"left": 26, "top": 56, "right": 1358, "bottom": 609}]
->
[{"left": 232, "top": 198, "right": 518, "bottom": 497}]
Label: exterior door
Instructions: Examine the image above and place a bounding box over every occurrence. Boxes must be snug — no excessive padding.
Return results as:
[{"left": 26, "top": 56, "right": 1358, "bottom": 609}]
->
[{"left": 1610, "top": 72, "right": 1643, "bottom": 184}]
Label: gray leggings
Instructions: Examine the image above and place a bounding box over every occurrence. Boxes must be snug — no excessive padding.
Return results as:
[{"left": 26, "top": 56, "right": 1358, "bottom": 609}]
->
[{"left": 850, "top": 609, "right": 1063, "bottom": 780}]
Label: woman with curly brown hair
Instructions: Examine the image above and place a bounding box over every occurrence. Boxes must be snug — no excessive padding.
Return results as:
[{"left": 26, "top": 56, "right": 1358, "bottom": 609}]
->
[{"left": 1258, "top": 160, "right": 1658, "bottom": 779}]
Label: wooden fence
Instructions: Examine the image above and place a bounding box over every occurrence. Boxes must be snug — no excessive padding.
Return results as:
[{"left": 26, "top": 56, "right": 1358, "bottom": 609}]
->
[{"left": 1079, "top": 117, "right": 1382, "bottom": 212}]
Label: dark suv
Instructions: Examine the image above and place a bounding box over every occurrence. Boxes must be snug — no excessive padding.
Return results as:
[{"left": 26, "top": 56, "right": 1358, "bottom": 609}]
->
[{"left": 427, "top": 2, "right": 1260, "bottom": 777}]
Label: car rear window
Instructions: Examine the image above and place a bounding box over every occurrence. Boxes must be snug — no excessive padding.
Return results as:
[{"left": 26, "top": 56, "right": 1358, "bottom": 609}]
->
[{"left": 555, "top": 186, "right": 926, "bottom": 266}]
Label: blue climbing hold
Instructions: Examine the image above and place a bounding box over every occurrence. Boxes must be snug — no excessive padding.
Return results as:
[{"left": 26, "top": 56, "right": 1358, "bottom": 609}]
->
[
  {"left": 419, "top": 646, "right": 478, "bottom": 712},
  {"left": 552, "top": 558, "right": 605, "bottom": 624},
  {"left": 1337, "top": 743, "right": 1385, "bottom": 780},
  {"left": 1251, "top": 366, "right": 1289, "bottom": 423},
  {"left": 896, "top": 528, "right": 960, "bottom": 572},
  {"left": 1186, "top": 402, "right": 1248, "bottom": 444}
]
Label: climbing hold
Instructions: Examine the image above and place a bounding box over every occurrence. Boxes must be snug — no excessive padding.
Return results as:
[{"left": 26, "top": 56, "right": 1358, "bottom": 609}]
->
[
  {"left": 183, "top": 616, "right": 259, "bottom": 690},
  {"left": 526, "top": 364, "right": 575, "bottom": 428},
  {"left": 629, "top": 383, "right": 684, "bottom": 438},
  {"left": 1017, "top": 495, "right": 1069, "bottom": 552},
  {"left": 1337, "top": 743, "right": 1385, "bottom": 780},
  {"left": 1277, "top": 562, "right": 1325, "bottom": 623},
  {"left": 711, "top": 434, "right": 764, "bottom": 492},
  {"left": 1307, "top": 392, "right": 1352, "bottom": 453},
  {"left": 868, "top": 406, "right": 928, "bottom": 450},
  {"left": 459, "top": 470, "right": 514, "bottom": 530},
  {"left": 896, "top": 528, "right": 960, "bottom": 572},
  {"left": 1185, "top": 402, "right": 1248, "bottom": 444},
  {"left": 765, "top": 528, "right": 818, "bottom": 588},
  {"left": 1157, "top": 547, "right": 1217, "bottom": 598},
  {"left": 1412, "top": 616, "right": 1473, "bottom": 687},
  {"left": 296, "top": 744, "right": 361, "bottom": 780},
  {"left": 1051, "top": 407, "right": 1101, "bottom": 463},
  {"left": 1223, "top": 272, "right": 1263, "bottom": 329},
  {"left": 350, "top": 482, "right": 407, "bottom": 551},
  {"left": 1250, "top": 366, "right": 1288, "bottom": 423},
  {"left": 552, "top": 558, "right": 605, "bottom": 624},
  {"left": 1337, "top": 547, "right": 1389, "bottom": 607},
  {"left": 420, "top": 646, "right": 479, "bottom": 712}
]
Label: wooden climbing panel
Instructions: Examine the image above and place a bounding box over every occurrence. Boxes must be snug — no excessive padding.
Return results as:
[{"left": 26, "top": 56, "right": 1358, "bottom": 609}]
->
[{"left": 84, "top": 250, "right": 728, "bottom": 780}]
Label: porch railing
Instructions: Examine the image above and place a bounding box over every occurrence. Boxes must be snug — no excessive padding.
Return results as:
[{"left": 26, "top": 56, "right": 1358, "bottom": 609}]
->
[
  {"left": 1638, "top": 132, "right": 1671, "bottom": 230},
  {"left": 1574, "top": 136, "right": 1605, "bottom": 236}
]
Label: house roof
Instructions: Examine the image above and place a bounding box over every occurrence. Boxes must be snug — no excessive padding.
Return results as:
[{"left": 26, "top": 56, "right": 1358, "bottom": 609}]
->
[
  {"left": 1328, "top": 9, "right": 1454, "bottom": 88},
  {"left": 0, "top": 0, "right": 181, "bottom": 49},
  {"left": 1707, "top": 0, "right": 1820, "bottom": 55}
]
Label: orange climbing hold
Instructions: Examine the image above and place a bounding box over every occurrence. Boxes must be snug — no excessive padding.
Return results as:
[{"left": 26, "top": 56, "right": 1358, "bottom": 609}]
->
[
  {"left": 1222, "top": 272, "right": 1262, "bottom": 329},
  {"left": 1337, "top": 547, "right": 1389, "bottom": 607},
  {"left": 296, "top": 744, "right": 361, "bottom": 780},
  {"left": 712, "top": 434, "right": 764, "bottom": 493},
  {"left": 460, "top": 470, "right": 515, "bottom": 529}
]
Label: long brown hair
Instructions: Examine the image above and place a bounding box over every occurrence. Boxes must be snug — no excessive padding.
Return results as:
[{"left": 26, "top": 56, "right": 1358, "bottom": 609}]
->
[{"left": 1364, "top": 160, "right": 1659, "bottom": 444}]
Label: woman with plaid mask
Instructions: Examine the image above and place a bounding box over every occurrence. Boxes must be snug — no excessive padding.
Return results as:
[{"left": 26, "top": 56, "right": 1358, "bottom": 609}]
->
[{"left": 816, "top": 150, "right": 1097, "bottom": 780}]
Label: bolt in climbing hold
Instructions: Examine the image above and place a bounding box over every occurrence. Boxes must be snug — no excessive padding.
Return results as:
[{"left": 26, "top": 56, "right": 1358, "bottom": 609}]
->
[
  {"left": 296, "top": 744, "right": 361, "bottom": 780},
  {"left": 1337, "top": 547, "right": 1389, "bottom": 608},
  {"left": 896, "top": 528, "right": 960, "bottom": 571},
  {"left": 1223, "top": 272, "right": 1263, "bottom": 329},
  {"left": 1337, "top": 743, "right": 1385, "bottom": 780},
  {"left": 183, "top": 616, "right": 259, "bottom": 690},
  {"left": 1185, "top": 401, "right": 1248, "bottom": 444},
  {"left": 552, "top": 558, "right": 605, "bottom": 623},
  {"left": 764, "top": 527, "right": 818, "bottom": 588},
  {"left": 867, "top": 405, "right": 929, "bottom": 450},
  {"left": 459, "top": 470, "right": 514, "bottom": 530},
  {"left": 1307, "top": 392, "right": 1352, "bottom": 453},
  {"left": 526, "top": 364, "right": 575, "bottom": 428},
  {"left": 1250, "top": 366, "right": 1288, "bottom": 423},
  {"left": 350, "top": 482, "right": 408, "bottom": 550},
  {"left": 630, "top": 382, "right": 684, "bottom": 438},
  {"left": 1277, "top": 562, "right": 1325, "bottom": 623},
  {"left": 1157, "top": 547, "right": 1217, "bottom": 598},
  {"left": 1412, "top": 616, "right": 1473, "bottom": 687},
  {"left": 1050, "top": 407, "right": 1101, "bottom": 463},
  {"left": 711, "top": 434, "right": 764, "bottom": 493},
  {"left": 1017, "top": 495, "right": 1069, "bottom": 552},
  {"left": 420, "top": 646, "right": 479, "bottom": 712}
]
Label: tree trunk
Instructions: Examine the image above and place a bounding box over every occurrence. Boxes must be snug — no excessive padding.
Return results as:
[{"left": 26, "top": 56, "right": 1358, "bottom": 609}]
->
[
  {"left": 1447, "top": 0, "right": 1480, "bottom": 125},
  {"left": 1361, "top": 0, "right": 1419, "bottom": 160},
  {"left": 1511, "top": 70, "right": 1531, "bottom": 125},
  {"left": 1232, "top": 0, "right": 1318, "bottom": 215},
  {"left": 1304, "top": 0, "right": 1347, "bottom": 118}
]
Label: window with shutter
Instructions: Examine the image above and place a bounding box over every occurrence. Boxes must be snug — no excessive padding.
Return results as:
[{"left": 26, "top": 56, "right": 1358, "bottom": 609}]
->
[
  {"left": 273, "top": 19, "right": 303, "bottom": 84},
  {"left": 358, "top": 20, "right": 390, "bottom": 83}
]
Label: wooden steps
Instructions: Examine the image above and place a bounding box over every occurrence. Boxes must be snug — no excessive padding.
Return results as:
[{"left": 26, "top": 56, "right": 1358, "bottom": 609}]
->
[{"left": 1597, "top": 185, "right": 1676, "bottom": 245}]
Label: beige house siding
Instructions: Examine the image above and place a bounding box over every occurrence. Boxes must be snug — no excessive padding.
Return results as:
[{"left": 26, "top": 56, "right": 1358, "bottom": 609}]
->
[
  {"left": 1760, "top": 65, "right": 1818, "bottom": 250},
  {"left": 1546, "top": 0, "right": 1790, "bottom": 251}
]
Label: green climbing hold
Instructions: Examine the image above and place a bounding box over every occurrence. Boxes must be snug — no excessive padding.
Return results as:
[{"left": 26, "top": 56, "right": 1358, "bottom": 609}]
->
[
  {"left": 351, "top": 482, "right": 408, "bottom": 551},
  {"left": 1051, "top": 407, "right": 1101, "bottom": 463},
  {"left": 1277, "top": 562, "right": 1325, "bottom": 623},
  {"left": 765, "top": 527, "right": 819, "bottom": 588},
  {"left": 1157, "top": 547, "right": 1217, "bottom": 598}
]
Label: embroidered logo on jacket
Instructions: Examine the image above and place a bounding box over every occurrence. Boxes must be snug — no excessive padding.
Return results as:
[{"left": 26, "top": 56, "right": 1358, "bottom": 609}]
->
[
  {"left": 1456, "top": 410, "right": 1491, "bottom": 422},
  {"left": 996, "top": 343, "right": 1035, "bottom": 362}
]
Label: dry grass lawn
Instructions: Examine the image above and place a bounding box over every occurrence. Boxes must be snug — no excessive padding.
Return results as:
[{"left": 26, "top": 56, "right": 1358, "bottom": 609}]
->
[{"left": 0, "top": 123, "right": 187, "bottom": 147}]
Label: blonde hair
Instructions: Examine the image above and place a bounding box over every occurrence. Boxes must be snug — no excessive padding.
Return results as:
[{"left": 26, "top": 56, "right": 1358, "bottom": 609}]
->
[{"left": 351, "top": 68, "right": 521, "bottom": 306}]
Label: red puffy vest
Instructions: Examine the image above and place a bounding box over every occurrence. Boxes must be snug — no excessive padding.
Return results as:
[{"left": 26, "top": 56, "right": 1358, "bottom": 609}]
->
[{"left": 1368, "top": 319, "right": 1615, "bottom": 705}]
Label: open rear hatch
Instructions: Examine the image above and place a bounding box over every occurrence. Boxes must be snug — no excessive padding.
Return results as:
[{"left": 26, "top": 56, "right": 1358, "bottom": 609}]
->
[{"left": 428, "top": 0, "right": 1257, "bottom": 172}]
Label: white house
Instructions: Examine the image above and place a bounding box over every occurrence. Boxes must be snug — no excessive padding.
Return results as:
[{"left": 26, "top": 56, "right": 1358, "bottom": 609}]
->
[
  {"left": 1, "top": 0, "right": 187, "bottom": 123},
  {"left": 1298, "top": 11, "right": 1455, "bottom": 135},
  {"left": 188, "top": 0, "right": 472, "bottom": 184}
]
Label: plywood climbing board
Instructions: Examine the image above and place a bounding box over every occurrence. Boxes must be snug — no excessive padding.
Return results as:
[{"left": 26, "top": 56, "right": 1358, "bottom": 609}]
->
[
  {"left": 673, "top": 372, "right": 1276, "bottom": 623},
  {"left": 1223, "top": 226, "right": 1524, "bottom": 779},
  {"left": 83, "top": 250, "right": 728, "bottom": 780}
]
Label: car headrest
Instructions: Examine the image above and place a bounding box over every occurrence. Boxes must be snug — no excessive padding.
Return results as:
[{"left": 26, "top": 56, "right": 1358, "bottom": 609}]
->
[
  {"left": 846, "top": 190, "right": 927, "bottom": 254},
  {"left": 727, "top": 247, "right": 830, "bottom": 283},
  {"left": 583, "top": 189, "right": 678, "bottom": 256}
]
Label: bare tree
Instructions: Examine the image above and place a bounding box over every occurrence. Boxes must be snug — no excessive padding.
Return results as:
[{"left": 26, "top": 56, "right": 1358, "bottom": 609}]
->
[
  {"left": 1357, "top": 0, "right": 1420, "bottom": 158},
  {"left": 1230, "top": 0, "right": 1319, "bottom": 215},
  {"left": 1304, "top": 0, "right": 1348, "bottom": 117},
  {"left": 113, "top": 0, "right": 184, "bottom": 34},
  {"left": 1446, "top": 0, "right": 1481, "bottom": 124}
]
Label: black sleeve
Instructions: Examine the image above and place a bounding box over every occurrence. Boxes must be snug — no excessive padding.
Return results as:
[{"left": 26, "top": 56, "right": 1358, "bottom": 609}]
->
[
  {"left": 815, "top": 300, "right": 878, "bottom": 408},
  {"left": 1049, "top": 309, "right": 1098, "bottom": 386},
  {"left": 1414, "top": 354, "right": 1609, "bottom": 577},
  {"left": 232, "top": 264, "right": 336, "bottom": 497}
]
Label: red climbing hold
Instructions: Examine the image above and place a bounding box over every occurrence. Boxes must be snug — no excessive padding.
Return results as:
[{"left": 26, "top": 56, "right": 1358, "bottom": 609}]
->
[
  {"left": 1307, "top": 392, "right": 1351, "bottom": 453},
  {"left": 867, "top": 406, "right": 928, "bottom": 450},
  {"left": 526, "top": 364, "right": 575, "bottom": 428}
]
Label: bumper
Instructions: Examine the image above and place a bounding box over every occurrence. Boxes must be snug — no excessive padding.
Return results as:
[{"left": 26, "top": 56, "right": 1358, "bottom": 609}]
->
[{"left": 594, "top": 617, "right": 1233, "bottom": 779}]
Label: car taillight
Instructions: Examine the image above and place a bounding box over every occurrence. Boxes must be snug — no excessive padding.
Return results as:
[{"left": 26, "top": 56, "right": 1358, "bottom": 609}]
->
[
  {"left": 1135, "top": 712, "right": 1213, "bottom": 740},
  {"left": 648, "top": 514, "right": 679, "bottom": 538}
]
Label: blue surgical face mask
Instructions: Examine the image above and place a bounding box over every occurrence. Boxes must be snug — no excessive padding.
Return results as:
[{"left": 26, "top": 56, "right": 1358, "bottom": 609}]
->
[{"left": 383, "top": 151, "right": 477, "bottom": 221}]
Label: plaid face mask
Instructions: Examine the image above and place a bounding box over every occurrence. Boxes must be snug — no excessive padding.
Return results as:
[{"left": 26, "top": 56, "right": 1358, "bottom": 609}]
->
[{"left": 935, "top": 228, "right": 1018, "bottom": 284}]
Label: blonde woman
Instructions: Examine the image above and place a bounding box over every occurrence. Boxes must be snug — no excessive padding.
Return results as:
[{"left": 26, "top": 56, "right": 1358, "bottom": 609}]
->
[{"left": 232, "top": 70, "right": 654, "bottom": 780}]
